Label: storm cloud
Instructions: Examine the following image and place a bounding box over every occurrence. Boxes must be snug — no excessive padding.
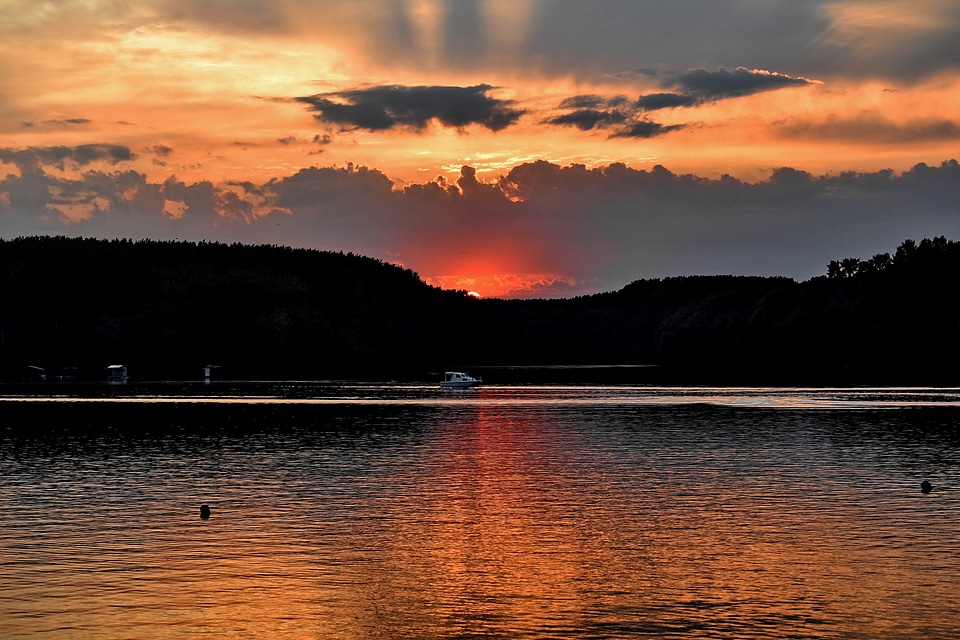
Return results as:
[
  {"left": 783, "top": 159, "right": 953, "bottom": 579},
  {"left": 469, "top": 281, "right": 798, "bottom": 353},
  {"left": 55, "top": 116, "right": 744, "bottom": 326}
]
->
[{"left": 295, "top": 84, "right": 524, "bottom": 132}]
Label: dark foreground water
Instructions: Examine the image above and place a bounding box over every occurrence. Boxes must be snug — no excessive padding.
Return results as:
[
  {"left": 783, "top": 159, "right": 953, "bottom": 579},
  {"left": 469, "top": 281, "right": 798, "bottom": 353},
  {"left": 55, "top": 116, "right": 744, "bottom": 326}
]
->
[{"left": 1, "top": 385, "right": 959, "bottom": 639}]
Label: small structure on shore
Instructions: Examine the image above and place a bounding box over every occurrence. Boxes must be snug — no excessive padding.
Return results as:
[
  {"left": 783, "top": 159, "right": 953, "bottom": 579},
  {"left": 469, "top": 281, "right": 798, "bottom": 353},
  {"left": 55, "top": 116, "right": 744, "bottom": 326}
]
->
[
  {"left": 106, "top": 364, "right": 128, "bottom": 382},
  {"left": 203, "top": 365, "right": 224, "bottom": 382}
]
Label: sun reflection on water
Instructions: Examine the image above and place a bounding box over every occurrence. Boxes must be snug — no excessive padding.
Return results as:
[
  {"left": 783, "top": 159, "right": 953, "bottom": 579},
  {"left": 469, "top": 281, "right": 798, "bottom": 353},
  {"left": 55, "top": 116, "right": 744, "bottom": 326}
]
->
[{"left": 1, "top": 388, "right": 959, "bottom": 638}]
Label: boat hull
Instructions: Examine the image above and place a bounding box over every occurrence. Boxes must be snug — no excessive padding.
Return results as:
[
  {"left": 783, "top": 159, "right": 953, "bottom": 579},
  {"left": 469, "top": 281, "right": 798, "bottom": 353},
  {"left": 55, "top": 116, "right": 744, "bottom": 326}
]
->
[{"left": 440, "top": 371, "right": 481, "bottom": 388}]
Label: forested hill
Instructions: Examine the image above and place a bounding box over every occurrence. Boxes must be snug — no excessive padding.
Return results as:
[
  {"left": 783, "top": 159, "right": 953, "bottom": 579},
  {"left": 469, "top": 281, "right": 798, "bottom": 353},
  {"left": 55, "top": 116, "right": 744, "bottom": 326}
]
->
[{"left": 1, "top": 235, "right": 958, "bottom": 384}]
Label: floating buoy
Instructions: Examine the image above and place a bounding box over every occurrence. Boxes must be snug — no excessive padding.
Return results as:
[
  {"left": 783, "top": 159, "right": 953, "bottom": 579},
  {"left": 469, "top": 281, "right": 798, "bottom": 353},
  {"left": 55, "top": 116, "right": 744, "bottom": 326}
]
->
[
  {"left": 920, "top": 481, "right": 932, "bottom": 494},
  {"left": 200, "top": 504, "right": 212, "bottom": 519}
]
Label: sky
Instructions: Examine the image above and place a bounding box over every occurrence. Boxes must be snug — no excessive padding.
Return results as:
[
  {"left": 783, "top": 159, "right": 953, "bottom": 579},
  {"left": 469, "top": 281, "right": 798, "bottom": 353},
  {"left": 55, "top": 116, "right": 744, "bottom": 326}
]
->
[{"left": 2, "top": 0, "right": 959, "bottom": 298}]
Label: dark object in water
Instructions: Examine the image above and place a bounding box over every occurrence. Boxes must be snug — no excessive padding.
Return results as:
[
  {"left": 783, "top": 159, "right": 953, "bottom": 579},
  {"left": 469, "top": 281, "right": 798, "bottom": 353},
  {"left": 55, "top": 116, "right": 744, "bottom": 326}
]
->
[
  {"left": 921, "top": 481, "right": 932, "bottom": 494},
  {"left": 200, "top": 504, "right": 212, "bottom": 519}
]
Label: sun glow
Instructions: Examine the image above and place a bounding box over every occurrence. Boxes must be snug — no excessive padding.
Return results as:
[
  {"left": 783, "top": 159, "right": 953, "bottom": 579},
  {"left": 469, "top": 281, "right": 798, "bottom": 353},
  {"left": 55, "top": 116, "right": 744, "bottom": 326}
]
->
[{"left": 426, "top": 272, "right": 581, "bottom": 299}]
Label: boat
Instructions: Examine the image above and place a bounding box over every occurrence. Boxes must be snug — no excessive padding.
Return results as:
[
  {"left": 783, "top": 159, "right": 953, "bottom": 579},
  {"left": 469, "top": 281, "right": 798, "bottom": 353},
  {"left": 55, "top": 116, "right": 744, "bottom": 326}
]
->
[{"left": 440, "top": 371, "right": 481, "bottom": 388}]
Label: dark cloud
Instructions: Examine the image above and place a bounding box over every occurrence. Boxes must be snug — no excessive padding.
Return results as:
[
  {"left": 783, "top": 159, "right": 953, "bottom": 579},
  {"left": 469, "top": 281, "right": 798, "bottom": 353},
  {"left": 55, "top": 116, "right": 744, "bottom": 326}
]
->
[
  {"left": 673, "top": 67, "right": 812, "bottom": 99},
  {"left": 550, "top": 94, "right": 682, "bottom": 137},
  {"left": 0, "top": 144, "right": 136, "bottom": 173},
  {"left": 635, "top": 93, "right": 699, "bottom": 111},
  {"left": 777, "top": 113, "right": 960, "bottom": 144},
  {"left": 548, "top": 102, "right": 683, "bottom": 138},
  {"left": 610, "top": 121, "right": 686, "bottom": 138},
  {"left": 42, "top": 118, "right": 92, "bottom": 126},
  {"left": 560, "top": 95, "right": 631, "bottom": 110},
  {"left": 635, "top": 67, "right": 813, "bottom": 112},
  {"left": 551, "top": 95, "right": 636, "bottom": 130},
  {"left": 4, "top": 153, "right": 959, "bottom": 297},
  {"left": 72, "top": 144, "right": 134, "bottom": 165},
  {"left": 560, "top": 95, "right": 609, "bottom": 109},
  {"left": 523, "top": 2, "right": 831, "bottom": 79},
  {"left": 550, "top": 67, "right": 805, "bottom": 136},
  {"left": 546, "top": 109, "right": 627, "bottom": 131},
  {"left": 516, "top": 2, "right": 959, "bottom": 82},
  {"left": 149, "top": 144, "right": 173, "bottom": 156},
  {"left": 295, "top": 84, "right": 524, "bottom": 132}
]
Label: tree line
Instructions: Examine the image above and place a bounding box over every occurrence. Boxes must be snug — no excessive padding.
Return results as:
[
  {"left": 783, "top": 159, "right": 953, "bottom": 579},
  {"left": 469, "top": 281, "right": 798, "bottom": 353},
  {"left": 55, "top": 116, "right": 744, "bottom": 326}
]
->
[{"left": 1, "top": 235, "right": 957, "bottom": 384}]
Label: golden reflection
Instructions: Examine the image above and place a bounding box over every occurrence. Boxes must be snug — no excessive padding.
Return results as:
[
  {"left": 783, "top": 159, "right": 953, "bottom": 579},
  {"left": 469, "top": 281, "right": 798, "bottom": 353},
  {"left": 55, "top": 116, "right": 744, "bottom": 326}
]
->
[
  {"left": 4, "top": 396, "right": 959, "bottom": 638},
  {"left": 376, "top": 404, "right": 601, "bottom": 632}
]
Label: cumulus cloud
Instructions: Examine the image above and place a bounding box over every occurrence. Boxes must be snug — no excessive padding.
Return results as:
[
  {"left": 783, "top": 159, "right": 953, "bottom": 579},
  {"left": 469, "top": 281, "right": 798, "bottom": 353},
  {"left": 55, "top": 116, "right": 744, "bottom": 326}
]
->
[
  {"left": 4, "top": 151, "right": 960, "bottom": 296},
  {"left": 295, "top": 84, "right": 524, "bottom": 132}
]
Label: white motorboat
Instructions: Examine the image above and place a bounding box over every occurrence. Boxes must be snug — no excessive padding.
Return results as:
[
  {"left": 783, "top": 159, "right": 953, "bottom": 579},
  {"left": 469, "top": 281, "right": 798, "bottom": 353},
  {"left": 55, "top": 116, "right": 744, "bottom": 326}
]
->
[{"left": 440, "top": 371, "right": 481, "bottom": 388}]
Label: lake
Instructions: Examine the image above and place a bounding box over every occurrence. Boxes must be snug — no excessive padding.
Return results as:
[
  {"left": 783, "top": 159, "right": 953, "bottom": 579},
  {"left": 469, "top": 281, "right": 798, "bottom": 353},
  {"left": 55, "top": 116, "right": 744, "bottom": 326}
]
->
[{"left": 2, "top": 384, "right": 959, "bottom": 639}]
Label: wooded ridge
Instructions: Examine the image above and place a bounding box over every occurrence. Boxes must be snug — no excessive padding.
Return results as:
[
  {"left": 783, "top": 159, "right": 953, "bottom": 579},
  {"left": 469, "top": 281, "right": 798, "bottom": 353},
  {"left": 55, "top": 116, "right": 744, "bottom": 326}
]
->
[{"left": 1, "top": 235, "right": 957, "bottom": 384}]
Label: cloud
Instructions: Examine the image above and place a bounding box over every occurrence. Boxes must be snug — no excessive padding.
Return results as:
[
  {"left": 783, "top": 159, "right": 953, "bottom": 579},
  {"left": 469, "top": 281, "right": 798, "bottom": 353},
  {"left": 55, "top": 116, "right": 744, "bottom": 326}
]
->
[
  {"left": 548, "top": 67, "right": 807, "bottom": 137},
  {"left": 673, "top": 67, "right": 813, "bottom": 99},
  {"left": 149, "top": 144, "right": 173, "bottom": 156},
  {"left": 295, "top": 84, "right": 524, "bottom": 132},
  {"left": 155, "top": 0, "right": 290, "bottom": 34},
  {"left": 42, "top": 118, "right": 92, "bottom": 126},
  {"left": 635, "top": 93, "right": 699, "bottom": 111},
  {"left": 635, "top": 67, "right": 814, "bottom": 112},
  {"left": 559, "top": 95, "right": 630, "bottom": 110},
  {"left": 776, "top": 112, "right": 960, "bottom": 144},
  {"left": 0, "top": 145, "right": 136, "bottom": 173},
  {"left": 3, "top": 153, "right": 960, "bottom": 297},
  {"left": 816, "top": 1, "right": 960, "bottom": 80},
  {"left": 548, "top": 94, "right": 683, "bottom": 138},
  {"left": 611, "top": 121, "right": 686, "bottom": 139},
  {"left": 546, "top": 109, "right": 627, "bottom": 131}
]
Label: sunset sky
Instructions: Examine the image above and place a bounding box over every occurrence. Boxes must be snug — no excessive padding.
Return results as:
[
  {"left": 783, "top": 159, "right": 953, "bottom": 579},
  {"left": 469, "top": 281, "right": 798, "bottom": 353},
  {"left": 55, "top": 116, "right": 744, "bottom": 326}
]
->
[{"left": 2, "top": 0, "right": 959, "bottom": 297}]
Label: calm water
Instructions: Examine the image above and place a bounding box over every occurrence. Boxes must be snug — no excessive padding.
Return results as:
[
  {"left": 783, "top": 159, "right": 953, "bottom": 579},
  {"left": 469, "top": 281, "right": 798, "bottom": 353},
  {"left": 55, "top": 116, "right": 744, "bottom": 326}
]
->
[{"left": 2, "top": 385, "right": 959, "bottom": 639}]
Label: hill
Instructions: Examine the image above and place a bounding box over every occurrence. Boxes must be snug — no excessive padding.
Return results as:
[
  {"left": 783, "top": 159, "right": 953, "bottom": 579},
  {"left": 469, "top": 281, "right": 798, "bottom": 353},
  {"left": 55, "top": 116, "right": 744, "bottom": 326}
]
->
[{"left": 1, "top": 235, "right": 958, "bottom": 384}]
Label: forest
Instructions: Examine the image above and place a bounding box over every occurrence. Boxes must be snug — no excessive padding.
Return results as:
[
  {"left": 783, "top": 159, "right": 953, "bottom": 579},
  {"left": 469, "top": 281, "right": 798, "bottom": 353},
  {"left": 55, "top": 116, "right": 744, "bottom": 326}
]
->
[{"left": 1, "top": 235, "right": 958, "bottom": 385}]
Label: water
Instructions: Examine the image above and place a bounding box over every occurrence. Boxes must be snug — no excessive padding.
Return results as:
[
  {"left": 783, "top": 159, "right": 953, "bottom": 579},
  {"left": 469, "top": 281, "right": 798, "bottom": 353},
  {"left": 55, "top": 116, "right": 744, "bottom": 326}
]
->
[{"left": 2, "top": 385, "right": 959, "bottom": 638}]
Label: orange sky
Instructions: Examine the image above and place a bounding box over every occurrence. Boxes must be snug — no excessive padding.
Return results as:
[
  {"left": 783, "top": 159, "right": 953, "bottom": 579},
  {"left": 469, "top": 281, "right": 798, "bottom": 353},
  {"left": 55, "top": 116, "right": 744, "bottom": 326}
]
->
[{"left": 2, "top": 1, "right": 960, "bottom": 297}]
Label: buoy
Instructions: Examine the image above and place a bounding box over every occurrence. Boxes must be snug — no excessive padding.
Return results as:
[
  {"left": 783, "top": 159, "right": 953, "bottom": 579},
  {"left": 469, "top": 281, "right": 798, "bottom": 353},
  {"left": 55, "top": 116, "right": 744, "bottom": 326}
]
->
[
  {"left": 200, "top": 504, "right": 212, "bottom": 519},
  {"left": 920, "top": 481, "right": 932, "bottom": 494}
]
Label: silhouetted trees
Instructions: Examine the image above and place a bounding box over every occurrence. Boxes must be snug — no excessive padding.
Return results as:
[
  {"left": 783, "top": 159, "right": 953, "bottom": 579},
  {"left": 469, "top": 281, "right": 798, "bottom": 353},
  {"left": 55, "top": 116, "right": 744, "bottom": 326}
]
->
[{"left": 1, "top": 235, "right": 958, "bottom": 384}]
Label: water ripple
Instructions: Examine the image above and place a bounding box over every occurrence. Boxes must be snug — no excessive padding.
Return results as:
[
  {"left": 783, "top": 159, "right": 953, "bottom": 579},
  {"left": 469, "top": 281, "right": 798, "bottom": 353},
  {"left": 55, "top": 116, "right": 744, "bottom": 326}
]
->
[{"left": 2, "top": 390, "right": 959, "bottom": 638}]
